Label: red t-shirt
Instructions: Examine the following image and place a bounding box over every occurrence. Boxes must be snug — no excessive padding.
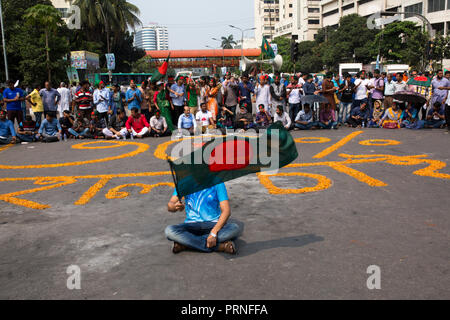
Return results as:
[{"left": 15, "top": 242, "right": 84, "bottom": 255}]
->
[{"left": 126, "top": 114, "right": 149, "bottom": 132}]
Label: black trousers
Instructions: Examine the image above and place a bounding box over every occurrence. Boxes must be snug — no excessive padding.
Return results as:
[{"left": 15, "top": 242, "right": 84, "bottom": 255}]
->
[
  {"left": 347, "top": 117, "right": 363, "bottom": 128},
  {"left": 171, "top": 105, "right": 184, "bottom": 127}
]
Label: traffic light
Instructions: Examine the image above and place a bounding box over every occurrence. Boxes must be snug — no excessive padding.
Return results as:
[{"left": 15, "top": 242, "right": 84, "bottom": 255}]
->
[
  {"left": 427, "top": 40, "right": 434, "bottom": 59},
  {"left": 291, "top": 40, "right": 299, "bottom": 62}
]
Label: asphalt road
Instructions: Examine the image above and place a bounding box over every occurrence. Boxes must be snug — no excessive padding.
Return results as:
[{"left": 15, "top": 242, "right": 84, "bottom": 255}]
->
[{"left": 0, "top": 127, "right": 449, "bottom": 300}]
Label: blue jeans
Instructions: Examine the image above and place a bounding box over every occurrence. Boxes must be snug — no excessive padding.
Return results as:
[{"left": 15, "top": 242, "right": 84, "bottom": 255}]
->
[
  {"left": 319, "top": 121, "right": 338, "bottom": 129},
  {"left": 34, "top": 112, "right": 43, "bottom": 128},
  {"left": 68, "top": 128, "right": 89, "bottom": 137},
  {"left": 295, "top": 122, "right": 316, "bottom": 130},
  {"left": 339, "top": 102, "right": 352, "bottom": 123},
  {"left": 165, "top": 221, "right": 241, "bottom": 253},
  {"left": 17, "top": 133, "right": 37, "bottom": 142},
  {"left": 289, "top": 103, "right": 301, "bottom": 128},
  {"left": 425, "top": 120, "right": 445, "bottom": 128},
  {"left": 0, "top": 136, "right": 12, "bottom": 145}
]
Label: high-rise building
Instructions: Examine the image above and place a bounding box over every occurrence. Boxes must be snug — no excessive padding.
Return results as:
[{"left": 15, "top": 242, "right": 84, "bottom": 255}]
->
[
  {"left": 274, "top": 0, "right": 321, "bottom": 41},
  {"left": 320, "top": 0, "right": 450, "bottom": 36},
  {"left": 51, "top": 0, "right": 73, "bottom": 24},
  {"left": 134, "top": 24, "right": 169, "bottom": 51},
  {"left": 254, "top": 0, "right": 280, "bottom": 44}
]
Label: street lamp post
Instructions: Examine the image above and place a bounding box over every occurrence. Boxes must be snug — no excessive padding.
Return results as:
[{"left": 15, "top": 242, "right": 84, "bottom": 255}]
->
[
  {"left": 0, "top": 0, "right": 9, "bottom": 81},
  {"left": 96, "top": 1, "right": 112, "bottom": 84},
  {"left": 206, "top": 45, "right": 218, "bottom": 74},
  {"left": 229, "top": 25, "right": 256, "bottom": 59}
]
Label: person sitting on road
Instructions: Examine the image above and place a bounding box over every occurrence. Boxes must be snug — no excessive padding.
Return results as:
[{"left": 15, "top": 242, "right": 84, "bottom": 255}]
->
[
  {"left": 0, "top": 109, "right": 17, "bottom": 145},
  {"left": 150, "top": 111, "right": 170, "bottom": 137},
  {"left": 126, "top": 107, "right": 150, "bottom": 138},
  {"left": 425, "top": 102, "right": 446, "bottom": 129},
  {"left": 381, "top": 101, "right": 402, "bottom": 129},
  {"left": 38, "top": 112, "right": 62, "bottom": 142},
  {"left": 103, "top": 108, "right": 129, "bottom": 140},
  {"left": 68, "top": 112, "right": 90, "bottom": 139},
  {"left": 255, "top": 104, "right": 272, "bottom": 130},
  {"left": 166, "top": 183, "right": 241, "bottom": 255},
  {"left": 235, "top": 103, "right": 255, "bottom": 131},
  {"left": 368, "top": 100, "right": 385, "bottom": 128},
  {"left": 59, "top": 110, "right": 74, "bottom": 138},
  {"left": 177, "top": 106, "right": 197, "bottom": 135},
  {"left": 89, "top": 110, "right": 107, "bottom": 139},
  {"left": 17, "top": 115, "right": 39, "bottom": 143},
  {"left": 274, "top": 105, "right": 292, "bottom": 130},
  {"left": 400, "top": 103, "right": 419, "bottom": 129},
  {"left": 318, "top": 103, "right": 338, "bottom": 130},
  {"left": 347, "top": 102, "right": 369, "bottom": 128},
  {"left": 295, "top": 103, "right": 316, "bottom": 130},
  {"left": 196, "top": 102, "right": 215, "bottom": 134}
]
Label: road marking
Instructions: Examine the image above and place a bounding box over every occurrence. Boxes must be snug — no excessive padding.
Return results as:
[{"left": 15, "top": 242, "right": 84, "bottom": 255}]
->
[{"left": 313, "top": 131, "right": 363, "bottom": 159}]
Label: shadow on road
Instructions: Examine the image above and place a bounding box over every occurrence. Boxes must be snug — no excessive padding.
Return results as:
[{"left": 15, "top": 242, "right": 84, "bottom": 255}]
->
[{"left": 226, "top": 234, "right": 324, "bottom": 259}]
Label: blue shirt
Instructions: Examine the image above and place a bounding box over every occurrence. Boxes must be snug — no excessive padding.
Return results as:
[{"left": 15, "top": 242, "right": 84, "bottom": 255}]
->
[
  {"left": 0, "top": 119, "right": 16, "bottom": 137},
  {"left": 3, "top": 88, "right": 24, "bottom": 111},
  {"left": 238, "top": 82, "right": 254, "bottom": 105},
  {"left": 39, "top": 88, "right": 61, "bottom": 112},
  {"left": 173, "top": 183, "right": 229, "bottom": 223},
  {"left": 126, "top": 88, "right": 142, "bottom": 110},
  {"left": 178, "top": 113, "right": 196, "bottom": 129},
  {"left": 170, "top": 83, "right": 186, "bottom": 106},
  {"left": 351, "top": 107, "right": 369, "bottom": 120},
  {"left": 39, "top": 118, "right": 61, "bottom": 136}
]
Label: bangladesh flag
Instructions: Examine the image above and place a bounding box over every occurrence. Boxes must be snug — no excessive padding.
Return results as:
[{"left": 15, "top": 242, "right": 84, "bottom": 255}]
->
[
  {"left": 168, "top": 122, "right": 298, "bottom": 198},
  {"left": 151, "top": 53, "right": 171, "bottom": 83},
  {"left": 261, "top": 37, "right": 275, "bottom": 59}
]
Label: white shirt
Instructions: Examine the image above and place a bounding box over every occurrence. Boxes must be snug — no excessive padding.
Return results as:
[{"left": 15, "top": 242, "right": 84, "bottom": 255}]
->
[
  {"left": 150, "top": 116, "right": 167, "bottom": 131},
  {"left": 445, "top": 89, "right": 450, "bottom": 105},
  {"left": 254, "top": 84, "right": 271, "bottom": 111},
  {"left": 57, "top": 87, "right": 71, "bottom": 110},
  {"left": 354, "top": 79, "right": 370, "bottom": 100},
  {"left": 196, "top": 110, "right": 213, "bottom": 126},
  {"left": 287, "top": 86, "right": 301, "bottom": 104},
  {"left": 274, "top": 112, "right": 292, "bottom": 129}
]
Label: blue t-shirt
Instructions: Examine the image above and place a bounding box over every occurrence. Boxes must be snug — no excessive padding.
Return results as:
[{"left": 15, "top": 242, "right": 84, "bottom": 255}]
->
[
  {"left": 125, "top": 88, "right": 142, "bottom": 110},
  {"left": 3, "top": 88, "right": 24, "bottom": 111},
  {"left": 173, "top": 183, "right": 229, "bottom": 223},
  {"left": 0, "top": 119, "right": 16, "bottom": 137}
]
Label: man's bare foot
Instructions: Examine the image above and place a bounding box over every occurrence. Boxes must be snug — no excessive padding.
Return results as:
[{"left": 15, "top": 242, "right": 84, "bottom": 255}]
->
[
  {"left": 218, "top": 241, "right": 237, "bottom": 254},
  {"left": 172, "top": 242, "right": 188, "bottom": 254}
]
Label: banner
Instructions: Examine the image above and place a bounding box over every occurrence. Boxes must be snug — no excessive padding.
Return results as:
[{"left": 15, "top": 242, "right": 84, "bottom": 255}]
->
[
  {"left": 66, "top": 67, "right": 80, "bottom": 83},
  {"left": 106, "top": 53, "right": 116, "bottom": 70}
]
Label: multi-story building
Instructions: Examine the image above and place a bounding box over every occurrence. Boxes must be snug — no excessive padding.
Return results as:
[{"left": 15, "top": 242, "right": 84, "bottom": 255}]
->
[
  {"left": 134, "top": 24, "right": 169, "bottom": 51},
  {"left": 274, "top": 0, "right": 322, "bottom": 41},
  {"left": 254, "top": 0, "right": 281, "bottom": 44},
  {"left": 51, "top": 0, "right": 73, "bottom": 23},
  {"left": 321, "top": 0, "right": 450, "bottom": 36}
]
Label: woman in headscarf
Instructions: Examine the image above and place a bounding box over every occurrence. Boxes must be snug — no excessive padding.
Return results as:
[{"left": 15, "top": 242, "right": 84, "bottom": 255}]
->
[{"left": 206, "top": 78, "right": 220, "bottom": 122}]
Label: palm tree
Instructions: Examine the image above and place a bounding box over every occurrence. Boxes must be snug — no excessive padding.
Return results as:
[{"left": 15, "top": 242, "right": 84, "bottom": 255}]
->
[
  {"left": 73, "top": 0, "right": 141, "bottom": 36},
  {"left": 221, "top": 35, "right": 237, "bottom": 49},
  {"left": 24, "top": 4, "right": 64, "bottom": 82}
]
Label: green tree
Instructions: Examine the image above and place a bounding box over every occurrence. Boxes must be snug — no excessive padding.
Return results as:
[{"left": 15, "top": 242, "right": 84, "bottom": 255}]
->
[
  {"left": 431, "top": 33, "right": 450, "bottom": 67},
  {"left": 373, "top": 21, "right": 428, "bottom": 69},
  {"left": 23, "top": 4, "right": 66, "bottom": 82},
  {"left": 220, "top": 35, "right": 237, "bottom": 49}
]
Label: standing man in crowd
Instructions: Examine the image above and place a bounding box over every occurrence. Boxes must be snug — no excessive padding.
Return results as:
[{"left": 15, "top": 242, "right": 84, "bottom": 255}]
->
[
  {"left": 94, "top": 81, "right": 111, "bottom": 121},
  {"left": 370, "top": 69, "right": 384, "bottom": 111},
  {"left": 287, "top": 76, "right": 301, "bottom": 129},
  {"left": 126, "top": 80, "right": 142, "bottom": 113},
  {"left": 353, "top": 71, "right": 370, "bottom": 110},
  {"left": 338, "top": 73, "right": 355, "bottom": 125},
  {"left": 40, "top": 81, "right": 61, "bottom": 118},
  {"left": 169, "top": 76, "right": 186, "bottom": 126},
  {"left": 75, "top": 80, "right": 94, "bottom": 120},
  {"left": 432, "top": 69, "right": 450, "bottom": 111},
  {"left": 238, "top": 73, "right": 254, "bottom": 114},
  {"left": 223, "top": 73, "right": 239, "bottom": 121},
  {"left": 254, "top": 75, "right": 271, "bottom": 115},
  {"left": 3, "top": 80, "right": 25, "bottom": 127},
  {"left": 57, "top": 82, "right": 71, "bottom": 118},
  {"left": 270, "top": 74, "right": 287, "bottom": 116}
]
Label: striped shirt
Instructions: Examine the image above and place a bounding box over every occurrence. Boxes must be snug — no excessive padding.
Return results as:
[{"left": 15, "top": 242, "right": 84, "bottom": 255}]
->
[{"left": 75, "top": 90, "right": 93, "bottom": 110}]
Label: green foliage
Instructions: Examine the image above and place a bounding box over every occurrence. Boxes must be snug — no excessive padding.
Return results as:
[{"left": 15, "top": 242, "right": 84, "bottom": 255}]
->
[
  {"left": 220, "top": 35, "right": 237, "bottom": 49},
  {"left": 373, "top": 21, "right": 428, "bottom": 69}
]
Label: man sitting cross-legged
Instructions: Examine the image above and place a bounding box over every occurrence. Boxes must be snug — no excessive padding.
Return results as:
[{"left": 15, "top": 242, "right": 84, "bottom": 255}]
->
[
  {"left": 89, "top": 110, "right": 107, "bottom": 139},
  {"left": 103, "top": 109, "right": 129, "bottom": 140},
  {"left": 150, "top": 110, "right": 170, "bottom": 137},
  {"left": 38, "top": 112, "right": 62, "bottom": 143},
  {"left": 0, "top": 110, "right": 17, "bottom": 145},
  {"left": 17, "top": 115, "right": 39, "bottom": 142},
  {"left": 68, "top": 112, "right": 90, "bottom": 139},
  {"left": 126, "top": 107, "right": 150, "bottom": 139},
  {"left": 165, "top": 183, "right": 241, "bottom": 254},
  {"left": 295, "top": 103, "right": 316, "bottom": 130}
]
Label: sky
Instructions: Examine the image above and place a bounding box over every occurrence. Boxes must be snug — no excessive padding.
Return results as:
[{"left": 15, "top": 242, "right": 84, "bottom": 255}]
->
[{"left": 128, "top": 0, "right": 255, "bottom": 50}]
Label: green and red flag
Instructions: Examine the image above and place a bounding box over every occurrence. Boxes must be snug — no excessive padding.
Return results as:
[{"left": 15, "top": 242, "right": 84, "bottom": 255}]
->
[
  {"left": 168, "top": 122, "right": 298, "bottom": 198},
  {"left": 151, "top": 53, "right": 171, "bottom": 83},
  {"left": 407, "top": 76, "right": 431, "bottom": 88},
  {"left": 261, "top": 37, "right": 275, "bottom": 59}
]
